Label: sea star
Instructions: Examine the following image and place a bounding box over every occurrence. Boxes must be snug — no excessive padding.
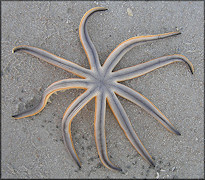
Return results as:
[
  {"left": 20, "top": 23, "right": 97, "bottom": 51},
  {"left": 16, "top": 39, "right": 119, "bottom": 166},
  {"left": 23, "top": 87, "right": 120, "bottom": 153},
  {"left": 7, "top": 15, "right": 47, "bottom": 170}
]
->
[{"left": 12, "top": 7, "right": 194, "bottom": 171}]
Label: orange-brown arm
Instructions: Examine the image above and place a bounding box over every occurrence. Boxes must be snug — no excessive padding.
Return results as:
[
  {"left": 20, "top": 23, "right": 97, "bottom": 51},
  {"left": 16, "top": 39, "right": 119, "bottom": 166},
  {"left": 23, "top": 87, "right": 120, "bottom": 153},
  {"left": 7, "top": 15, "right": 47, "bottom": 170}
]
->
[
  {"left": 79, "top": 7, "right": 107, "bottom": 71},
  {"left": 94, "top": 91, "right": 122, "bottom": 171},
  {"left": 13, "top": 45, "right": 91, "bottom": 78},
  {"left": 103, "top": 31, "right": 181, "bottom": 74},
  {"left": 62, "top": 88, "right": 96, "bottom": 168},
  {"left": 12, "top": 79, "right": 90, "bottom": 119},
  {"left": 112, "top": 54, "right": 194, "bottom": 82},
  {"left": 113, "top": 83, "right": 181, "bottom": 135},
  {"left": 107, "top": 91, "right": 155, "bottom": 167}
]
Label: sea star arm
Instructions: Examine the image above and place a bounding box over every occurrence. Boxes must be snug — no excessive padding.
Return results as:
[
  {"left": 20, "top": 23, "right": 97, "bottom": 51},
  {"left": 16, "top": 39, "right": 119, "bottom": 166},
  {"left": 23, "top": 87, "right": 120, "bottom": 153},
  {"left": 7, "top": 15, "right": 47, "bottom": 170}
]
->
[
  {"left": 94, "top": 92, "right": 122, "bottom": 171},
  {"left": 111, "top": 54, "right": 194, "bottom": 82},
  {"left": 12, "top": 45, "right": 91, "bottom": 78},
  {"left": 114, "top": 83, "right": 181, "bottom": 135},
  {"left": 107, "top": 91, "right": 155, "bottom": 167},
  {"left": 12, "top": 79, "right": 90, "bottom": 119},
  {"left": 62, "top": 88, "right": 96, "bottom": 168},
  {"left": 103, "top": 31, "right": 181, "bottom": 73},
  {"left": 79, "top": 7, "right": 107, "bottom": 71}
]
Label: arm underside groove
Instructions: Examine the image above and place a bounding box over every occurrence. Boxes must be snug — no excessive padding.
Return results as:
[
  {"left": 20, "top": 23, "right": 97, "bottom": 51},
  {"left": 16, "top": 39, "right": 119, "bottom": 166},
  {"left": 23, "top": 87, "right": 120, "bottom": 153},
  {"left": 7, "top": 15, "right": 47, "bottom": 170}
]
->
[
  {"left": 94, "top": 92, "right": 122, "bottom": 171},
  {"left": 114, "top": 83, "right": 181, "bottom": 135},
  {"left": 112, "top": 54, "right": 194, "bottom": 82},
  {"left": 13, "top": 45, "right": 91, "bottom": 78},
  {"left": 107, "top": 91, "right": 155, "bottom": 167},
  {"left": 79, "top": 7, "right": 107, "bottom": 71},
  {"left": 12, "top": 79, "right": 90, "bottom": 119},
  {"left": 103, "top": 31, "right": 182, "bottom": 73},
  {"left": 62, "top": 88, "right": 96, "bottom": 168}
]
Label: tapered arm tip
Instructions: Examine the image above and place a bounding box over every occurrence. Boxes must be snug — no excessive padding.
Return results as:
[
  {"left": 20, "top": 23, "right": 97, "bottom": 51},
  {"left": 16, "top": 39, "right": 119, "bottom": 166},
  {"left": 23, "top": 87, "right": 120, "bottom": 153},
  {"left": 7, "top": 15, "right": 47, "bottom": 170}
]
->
[
  {"left": 176, "top": 31, "right": 181, "bottom": 35},
  {"left": 175, "top": 130, "right": 181, "bottom": 136},
  {"left": 190, "top": 67, "right": 194, "bottom": 74},
  {"left": 177, "top": 54, "right": 194, "bottom": 74},
  {"left": 150, "top": 160, "right": 156, "bottom": 167},
  {"left": 12, "top": 46, "right": 25, "bottom": 53},
  {"left": 117, "top": 167, "right": 123, "bottom": 172},
  {"left": 12, "top": 47, "right": 16, "bottom": 53},
  {"left": 12, "top": 114, "right": 20, "bottom": 119},
  {"left": 170, "top": 126, "right": 181, "bottom": 136},
  {"left": 95, "top": 7, "right": 108, "bottom": 11}
]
